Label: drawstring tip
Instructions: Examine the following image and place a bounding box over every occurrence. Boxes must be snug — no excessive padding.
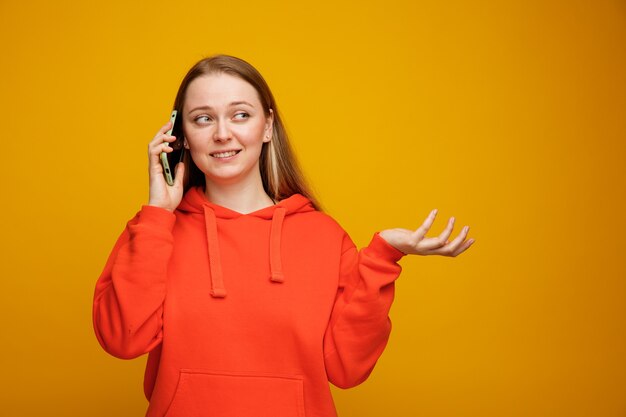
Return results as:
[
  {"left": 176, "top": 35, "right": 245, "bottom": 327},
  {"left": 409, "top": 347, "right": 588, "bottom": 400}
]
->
[
  {"left": 210, "top": 288, "right": 227, "bottom": 298},
  {"left": 270, "top": 273, "right": 284, "bottom": 283}
]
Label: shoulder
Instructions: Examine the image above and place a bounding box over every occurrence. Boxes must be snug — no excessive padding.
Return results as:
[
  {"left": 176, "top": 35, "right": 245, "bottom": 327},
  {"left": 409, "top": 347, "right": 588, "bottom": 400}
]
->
[
  {"left": 287, "top": 210, "right": 354, "bottom": 253},
  {"left": 290, "top": 209, "right": 347, "bottom": 233}
]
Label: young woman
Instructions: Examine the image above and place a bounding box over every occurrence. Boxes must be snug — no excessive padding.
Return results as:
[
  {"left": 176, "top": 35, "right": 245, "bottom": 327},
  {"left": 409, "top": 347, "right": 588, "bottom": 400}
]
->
[{"left": 93, "top": 54, "right": 474, "bottom": 417}]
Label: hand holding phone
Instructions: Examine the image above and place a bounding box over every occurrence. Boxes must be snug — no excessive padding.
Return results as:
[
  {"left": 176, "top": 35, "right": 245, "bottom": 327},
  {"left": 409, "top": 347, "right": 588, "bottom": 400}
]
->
[
  {"left": 147, "top": 116, "right": 185, "bottom": 212},
  {"left": 160, "top": 110, "right": 185, "bottom": 186}
]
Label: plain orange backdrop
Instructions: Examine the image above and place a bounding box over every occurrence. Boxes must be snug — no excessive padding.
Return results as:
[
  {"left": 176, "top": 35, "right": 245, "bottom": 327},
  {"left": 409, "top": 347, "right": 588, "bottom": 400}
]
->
[{"left": 1, "top": 1, "right": 625, "bottom": 416}]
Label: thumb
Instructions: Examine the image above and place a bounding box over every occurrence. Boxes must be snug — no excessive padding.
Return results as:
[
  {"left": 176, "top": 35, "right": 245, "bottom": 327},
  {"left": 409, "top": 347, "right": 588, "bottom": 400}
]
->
[
  {"left": 174, "top": 162, "right": 185, "bottom": 188},
  {"left": 411, "top": 227, "right": 426, "bottom": 242}
]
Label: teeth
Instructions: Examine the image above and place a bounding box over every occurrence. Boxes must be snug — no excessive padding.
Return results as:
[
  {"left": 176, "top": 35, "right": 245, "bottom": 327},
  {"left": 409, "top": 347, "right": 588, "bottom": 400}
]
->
[{"left": 212, "top": 150, "right": 238, "bottom": 158}]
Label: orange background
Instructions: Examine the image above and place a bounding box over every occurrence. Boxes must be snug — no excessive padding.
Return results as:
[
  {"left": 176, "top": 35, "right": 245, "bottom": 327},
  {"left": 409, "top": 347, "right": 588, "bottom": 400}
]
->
[{"left": 1, "top": 1, "right": 625, "bottom": 416}]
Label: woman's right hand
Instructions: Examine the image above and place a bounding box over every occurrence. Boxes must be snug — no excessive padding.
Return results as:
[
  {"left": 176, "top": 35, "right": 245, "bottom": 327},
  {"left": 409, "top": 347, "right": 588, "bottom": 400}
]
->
[{"left": 147, "top": 120, "right": 185, "bottom": 212}]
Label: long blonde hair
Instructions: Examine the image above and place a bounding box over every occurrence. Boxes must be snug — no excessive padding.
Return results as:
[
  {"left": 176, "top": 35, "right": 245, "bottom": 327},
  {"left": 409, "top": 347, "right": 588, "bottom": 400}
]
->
[{"left": 173, "top": 54, "right": 321, "bottom": 210}]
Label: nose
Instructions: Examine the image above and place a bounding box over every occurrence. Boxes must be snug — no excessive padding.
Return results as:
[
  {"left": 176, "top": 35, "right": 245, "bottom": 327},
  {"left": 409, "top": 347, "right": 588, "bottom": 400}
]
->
[{"left": 213, "top": 119, "right": 232, "bottom": 142}]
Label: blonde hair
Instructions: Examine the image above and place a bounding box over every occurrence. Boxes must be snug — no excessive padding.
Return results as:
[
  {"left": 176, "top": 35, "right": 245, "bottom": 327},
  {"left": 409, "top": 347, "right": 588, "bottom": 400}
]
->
[{"left": 173, "top": 54, "right": 321, "bottom": 210}]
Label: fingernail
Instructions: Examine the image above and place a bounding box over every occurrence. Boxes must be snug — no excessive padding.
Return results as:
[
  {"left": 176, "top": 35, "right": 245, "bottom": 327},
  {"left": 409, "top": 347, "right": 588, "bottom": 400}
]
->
[
  {"left": 432, "top": 209, "right": 438, "bottom": 215},
  {"left": 463, "top": 226, "right": 469, "bottom": 232}
]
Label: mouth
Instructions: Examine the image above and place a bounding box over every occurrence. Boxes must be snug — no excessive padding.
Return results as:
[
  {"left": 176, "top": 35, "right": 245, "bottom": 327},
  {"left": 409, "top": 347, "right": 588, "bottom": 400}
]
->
[{"left": 210, "top": 150, "right": 242, "bottom": 158}]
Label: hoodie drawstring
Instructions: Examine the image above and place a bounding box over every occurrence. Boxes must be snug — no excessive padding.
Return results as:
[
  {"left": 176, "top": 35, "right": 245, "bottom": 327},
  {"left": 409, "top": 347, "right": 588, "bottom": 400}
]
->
[
  {"left": 203, "top": 207, "right": 227, "bottom": 298},
  {"left": 269, "top": 207, "right": 286, "bottom": 283},
  {"left": 203, "top": 205, "right": 287, "bottom": 298}
]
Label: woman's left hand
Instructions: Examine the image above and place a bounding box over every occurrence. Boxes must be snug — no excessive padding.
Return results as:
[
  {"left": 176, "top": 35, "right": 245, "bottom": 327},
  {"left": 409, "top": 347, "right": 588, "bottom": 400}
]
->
[{"left": 379, "top": 209, "right": 475, "bottom": 257}]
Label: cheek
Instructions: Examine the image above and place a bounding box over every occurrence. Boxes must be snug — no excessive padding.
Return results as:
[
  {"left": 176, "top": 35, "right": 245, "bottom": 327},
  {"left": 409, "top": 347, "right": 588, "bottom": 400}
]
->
[
  {"left": 235, "top": 123, "right": 266, "bottom": 144},
  {"left": 184, "top": 131, "right": 208, "bottom": 150}
]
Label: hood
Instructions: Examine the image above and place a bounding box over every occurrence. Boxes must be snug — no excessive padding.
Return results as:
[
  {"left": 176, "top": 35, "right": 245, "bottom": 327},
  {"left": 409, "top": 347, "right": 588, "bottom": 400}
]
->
[{"left": 177, "top": 186, "right": 316, "bottom": 298}]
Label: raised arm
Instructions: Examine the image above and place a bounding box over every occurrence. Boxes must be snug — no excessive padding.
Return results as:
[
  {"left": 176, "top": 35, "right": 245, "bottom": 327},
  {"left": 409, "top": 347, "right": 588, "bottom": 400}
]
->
[
  {"left": 93, "top": 120, "right": 186, "bottom": 359},
  {"left": 323, "top": 209, "right": 475, "bottom": 388},
  {"left": 93, "top": 206, "right": 175, "bottom": 359},
  {"left": 323, "top": 232, "right": 404, "bottom": 388},
  {"left": 92, "top": 206, "right": 176, "bottom": 359}
]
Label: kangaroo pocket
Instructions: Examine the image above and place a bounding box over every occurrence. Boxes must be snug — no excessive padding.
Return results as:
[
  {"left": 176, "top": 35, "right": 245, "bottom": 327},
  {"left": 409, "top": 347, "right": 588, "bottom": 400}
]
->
[{"left": 164, "top": 369, "right": 306, "bottom": 417}]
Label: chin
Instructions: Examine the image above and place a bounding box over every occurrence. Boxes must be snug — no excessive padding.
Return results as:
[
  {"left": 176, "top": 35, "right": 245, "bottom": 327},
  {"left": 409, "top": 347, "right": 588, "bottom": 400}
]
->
[{"left": 203, "top": 168, "right": 259, "bottom": 186}]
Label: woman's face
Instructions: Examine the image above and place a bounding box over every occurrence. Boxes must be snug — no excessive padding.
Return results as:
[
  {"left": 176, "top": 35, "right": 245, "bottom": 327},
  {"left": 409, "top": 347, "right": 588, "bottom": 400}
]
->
[{"left": 182, "top": 73, "right": 273, "bottom": 187}]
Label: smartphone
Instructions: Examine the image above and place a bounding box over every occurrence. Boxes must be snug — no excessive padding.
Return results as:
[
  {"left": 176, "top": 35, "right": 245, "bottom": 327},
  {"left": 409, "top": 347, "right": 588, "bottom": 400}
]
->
[{"left": 160, "top": 110, "right": 185, "bottom": 186}]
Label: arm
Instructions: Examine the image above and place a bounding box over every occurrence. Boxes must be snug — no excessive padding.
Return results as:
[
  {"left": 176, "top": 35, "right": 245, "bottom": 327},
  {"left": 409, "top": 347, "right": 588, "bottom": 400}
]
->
[
  {"left": 92, "top": 205, "right": 176, "bottom": 359},
  {"left": 93, "top": 119, "right": 185, "bottom": 359},
  {"left": 323, "top": 232, "right": 405, "bottom": 389},
  {"left": 323, "top": 209, "right": 475, "bottom": 388}
]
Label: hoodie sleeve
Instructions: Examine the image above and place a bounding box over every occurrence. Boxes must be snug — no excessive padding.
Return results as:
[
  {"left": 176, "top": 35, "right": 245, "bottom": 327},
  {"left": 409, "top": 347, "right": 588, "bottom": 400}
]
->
[
  {"left": 323, "top": 231, "right": 405, "bottom": 389},
  {"left": 92, "top": 205, "right": 176, "bottom": 360}
]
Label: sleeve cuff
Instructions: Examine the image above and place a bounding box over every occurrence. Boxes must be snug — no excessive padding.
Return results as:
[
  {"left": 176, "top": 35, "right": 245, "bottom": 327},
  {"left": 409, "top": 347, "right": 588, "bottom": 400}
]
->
[
  {"left": 370, "top": 232, "right": 406, "bottom": 263},
  {"left": 138, "top": 205, "right": 177, "bottom": 231}
]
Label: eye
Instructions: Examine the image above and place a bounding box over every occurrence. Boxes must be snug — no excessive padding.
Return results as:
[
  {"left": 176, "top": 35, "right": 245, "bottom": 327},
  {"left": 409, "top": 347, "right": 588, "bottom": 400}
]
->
[
  {"left": 234, "top": 112, "right": 250, "bottom": 120},
  {"left": 194, "top": 115, "right": 211, "bottom": 124}
]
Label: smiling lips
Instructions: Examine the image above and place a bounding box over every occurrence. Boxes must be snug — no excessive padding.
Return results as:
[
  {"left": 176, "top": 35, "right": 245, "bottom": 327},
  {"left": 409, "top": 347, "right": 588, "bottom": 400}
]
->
[{"left": 211, "top": 150, "right": 241, "bottom": 158}]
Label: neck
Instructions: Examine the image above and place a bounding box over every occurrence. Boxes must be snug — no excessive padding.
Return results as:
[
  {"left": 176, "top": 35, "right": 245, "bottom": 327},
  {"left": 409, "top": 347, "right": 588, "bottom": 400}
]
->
[{"left": 204, "top": 173, "right": 275, "bottom": 214}]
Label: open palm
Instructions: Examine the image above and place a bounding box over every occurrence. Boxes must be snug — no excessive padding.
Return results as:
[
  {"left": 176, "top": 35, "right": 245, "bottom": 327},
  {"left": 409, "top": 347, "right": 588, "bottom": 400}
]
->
[{"left": 379, "top": 209, "right": 475, "bottom": 257}]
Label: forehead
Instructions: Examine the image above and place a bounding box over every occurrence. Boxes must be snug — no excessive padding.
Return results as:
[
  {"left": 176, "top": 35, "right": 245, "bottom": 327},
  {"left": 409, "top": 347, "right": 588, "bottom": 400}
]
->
[{"left": 184, "top": 73, "right": 262, "bottom": 109}]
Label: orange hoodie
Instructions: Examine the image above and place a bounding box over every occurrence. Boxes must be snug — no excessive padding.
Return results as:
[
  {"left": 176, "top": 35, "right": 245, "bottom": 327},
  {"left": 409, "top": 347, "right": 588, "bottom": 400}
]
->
[{"left": 93, "top": 186, "right": 405, "bottom": 417}]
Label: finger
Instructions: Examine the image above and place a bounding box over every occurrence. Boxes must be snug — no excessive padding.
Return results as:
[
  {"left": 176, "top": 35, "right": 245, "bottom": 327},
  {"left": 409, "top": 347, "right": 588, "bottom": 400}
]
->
[
  {"left": 440, "top": 225, "right": 471, "bottom": 256},
  {"left": 156, "top": 120, "right": 173, "bottom": 136},
  {"left": 412, "top": 209, "right": 438, "bottom": 241},
  {"left": 148, "top": 145, "right": 176, "bottom": 175},
  {"left": 416, "top": 236, "right": 452, "bottom": 251},
  {"left": 148, "top": 123, "right": 174, "bottom": 149},
  {"left": 149, "top": 141, "right": 175, "bottom": 159},
  {"left": 450, "top": 236, "right": 475, "bottom": 257},
  {"left": 148, "top": 139, "right": 174, "bottom": 168},
  {"left": 437, "top": 217, "right": 455, "bottom": 246},
  {"left": 149, "top": 144, "right": 173, "bottom": 167},
  {"left": 149, "top": 135, "right": 176, "bottom": 150}
]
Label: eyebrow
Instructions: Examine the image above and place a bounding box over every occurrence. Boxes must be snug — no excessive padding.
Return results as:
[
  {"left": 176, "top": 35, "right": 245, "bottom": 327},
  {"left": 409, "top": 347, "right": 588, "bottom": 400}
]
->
[{"left": 187, "top": 101, "right": 255, "bottom": 114}]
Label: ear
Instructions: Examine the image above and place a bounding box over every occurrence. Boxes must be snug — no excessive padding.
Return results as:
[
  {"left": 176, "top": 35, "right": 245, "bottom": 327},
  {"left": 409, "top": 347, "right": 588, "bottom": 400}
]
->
[
  {"left": 263, "top": 108, "right": 274, "bottom": 143},
  {"left": 183, "top": 137, "right": 190, "bottom": 149}
]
